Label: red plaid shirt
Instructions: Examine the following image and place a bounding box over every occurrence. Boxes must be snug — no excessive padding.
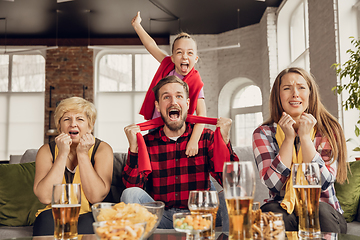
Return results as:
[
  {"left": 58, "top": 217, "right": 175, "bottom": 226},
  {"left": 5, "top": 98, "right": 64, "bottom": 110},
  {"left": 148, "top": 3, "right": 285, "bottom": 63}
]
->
[{"left": 122, "top": 123, "right": 239, "bottom": 209}]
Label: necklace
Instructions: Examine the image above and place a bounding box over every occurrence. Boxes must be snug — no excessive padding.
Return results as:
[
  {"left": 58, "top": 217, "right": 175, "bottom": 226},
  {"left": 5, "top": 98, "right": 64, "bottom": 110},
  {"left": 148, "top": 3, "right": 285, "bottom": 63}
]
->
[{"left": 67, "top": 154, "right": 77, "bottom": 171}]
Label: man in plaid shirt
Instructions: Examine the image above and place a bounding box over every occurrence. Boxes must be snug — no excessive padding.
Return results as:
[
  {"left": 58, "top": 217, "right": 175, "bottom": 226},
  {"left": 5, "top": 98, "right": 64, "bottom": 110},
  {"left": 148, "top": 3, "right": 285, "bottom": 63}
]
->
[{"left": 121, "top": 75, "right": 239, "bottom": 229}]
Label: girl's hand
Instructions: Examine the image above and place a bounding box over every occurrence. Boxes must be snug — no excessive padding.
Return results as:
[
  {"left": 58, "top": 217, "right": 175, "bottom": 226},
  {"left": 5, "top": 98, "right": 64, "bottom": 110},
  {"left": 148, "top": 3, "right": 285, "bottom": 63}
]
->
[
  {"left": 77, "top": 133, "right": 95, "bottom": 154},
  {"left": 55, "top": 133, "right": 72, "bottom": 155},
  {"left": 297, "top": 113, "right": 317, "bottom": 138},
  {"left": 131, "top": 11, "right": 141, "bottom": 27},
  {"left": 185, "top": 139, "right": 199, "bottom": 157},
  {"left": 278, "top": 112, "right": 296, "bottom": 140}
]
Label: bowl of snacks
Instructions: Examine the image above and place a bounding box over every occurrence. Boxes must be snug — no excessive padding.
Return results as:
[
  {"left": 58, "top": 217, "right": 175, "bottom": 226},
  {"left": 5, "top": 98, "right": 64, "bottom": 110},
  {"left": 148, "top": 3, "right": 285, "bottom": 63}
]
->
[
  {"left": 252, "top": 209, "right": 285, "bottom": 240},
  {"left": 92, "top": 201, "right": 165, "bottom": 239},
  {"left": 93, "top": 220, "right": 147, "bottom": 240},
  {"left": 173, "top": 212, "right": 212, "bottom": 240},
  {"left": 91, "top": 202, "right": 116, "bottom": 222}
]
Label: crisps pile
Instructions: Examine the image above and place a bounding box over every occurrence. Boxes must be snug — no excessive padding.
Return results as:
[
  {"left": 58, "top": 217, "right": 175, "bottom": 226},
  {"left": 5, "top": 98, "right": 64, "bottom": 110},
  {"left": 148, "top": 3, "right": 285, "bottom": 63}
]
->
[
  {"left": 252, "top": 209, "right": 285, "bottom": 240},
  {"left": 96, "top": 202, "right": 158, "bottom": 236},
  {"left": 95, "top": 220, "right": 145, "bottom": 240}
]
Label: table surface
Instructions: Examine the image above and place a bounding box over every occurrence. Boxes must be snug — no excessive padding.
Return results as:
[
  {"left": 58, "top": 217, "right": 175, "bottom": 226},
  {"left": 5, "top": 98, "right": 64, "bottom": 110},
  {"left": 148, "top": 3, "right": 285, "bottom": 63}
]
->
[{"left": 2, "top": 230, "right": 359, "bottom": 240}]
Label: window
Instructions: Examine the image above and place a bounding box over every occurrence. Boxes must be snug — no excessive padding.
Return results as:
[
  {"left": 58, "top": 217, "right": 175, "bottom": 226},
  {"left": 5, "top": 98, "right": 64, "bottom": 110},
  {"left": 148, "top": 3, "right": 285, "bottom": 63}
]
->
[
  {"left": 289, "top": 0, "right": 309, "bottom": 70},
  {"left": 0, "top": 53, "right": 45, "bottom": 159},
  {"left": 95, "top": 51, "right": 160, "bottom": 152},
  {"left": 277, "top": 0, "right": 310, "bottom": 71},
  {"left": 231, "top": 85, "right": 263, "bottom": 147}
]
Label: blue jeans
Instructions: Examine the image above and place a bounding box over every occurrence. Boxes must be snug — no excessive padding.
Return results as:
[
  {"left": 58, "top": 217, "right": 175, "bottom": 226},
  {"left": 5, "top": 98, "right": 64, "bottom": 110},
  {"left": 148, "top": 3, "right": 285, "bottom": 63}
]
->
[{"left": 120, "top": 182, "right": 229, "bottom": 231}]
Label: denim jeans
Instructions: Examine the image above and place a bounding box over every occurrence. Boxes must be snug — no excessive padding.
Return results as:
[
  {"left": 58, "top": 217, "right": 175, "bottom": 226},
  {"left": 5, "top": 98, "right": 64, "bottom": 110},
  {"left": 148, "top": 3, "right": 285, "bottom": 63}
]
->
[{"left": 120, "top": 181, "right": 229, "bottom": 231}]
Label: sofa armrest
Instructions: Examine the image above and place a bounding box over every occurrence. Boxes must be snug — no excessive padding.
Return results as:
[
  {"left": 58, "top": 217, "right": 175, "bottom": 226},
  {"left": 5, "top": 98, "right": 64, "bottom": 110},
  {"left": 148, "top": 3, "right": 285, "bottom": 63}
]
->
[{"left": 19, "top": 149, "right": 38, "bottom": 164}]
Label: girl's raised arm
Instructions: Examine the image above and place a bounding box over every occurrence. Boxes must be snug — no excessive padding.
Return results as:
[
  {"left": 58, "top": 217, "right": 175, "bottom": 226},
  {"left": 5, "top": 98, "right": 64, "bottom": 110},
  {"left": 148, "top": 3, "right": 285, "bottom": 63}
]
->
[{"left": 132, "top": 11, "right": 167, "bottom": 63}]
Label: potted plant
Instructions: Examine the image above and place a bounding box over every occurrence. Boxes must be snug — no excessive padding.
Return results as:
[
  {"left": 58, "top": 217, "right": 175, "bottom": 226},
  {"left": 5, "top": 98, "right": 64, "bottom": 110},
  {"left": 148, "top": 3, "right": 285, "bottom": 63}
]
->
[{"left": 332, "top": 36, "right": 360, "bottom": 160}]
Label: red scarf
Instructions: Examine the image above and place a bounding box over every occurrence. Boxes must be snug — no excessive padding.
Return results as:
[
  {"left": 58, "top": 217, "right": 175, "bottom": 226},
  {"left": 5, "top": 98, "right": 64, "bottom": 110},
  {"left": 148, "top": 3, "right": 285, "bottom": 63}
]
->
[
  {"left": 135, "top": 115, "right": 230, "bottom": 177},
  {"left": 139, "top": 56, "right": 204, "bottom": 120}
]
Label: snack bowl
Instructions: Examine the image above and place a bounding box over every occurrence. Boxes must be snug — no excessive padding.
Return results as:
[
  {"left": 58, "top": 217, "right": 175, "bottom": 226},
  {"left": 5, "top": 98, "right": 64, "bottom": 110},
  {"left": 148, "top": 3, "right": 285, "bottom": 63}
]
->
[
  {"left": 93, "top": 220, "right": 147, "bottom": 240},
  {"left": 173, "top": 212, "right": 212, "bottom": 240},
  {"left": 91, "top": 202, "right": 116, "bottom": 222},
  {"left": 91, "top": 201, "right": 165, "bottom": 239},
  {"left": 141, "top": 201, "right": 165, "bottom": 239}
]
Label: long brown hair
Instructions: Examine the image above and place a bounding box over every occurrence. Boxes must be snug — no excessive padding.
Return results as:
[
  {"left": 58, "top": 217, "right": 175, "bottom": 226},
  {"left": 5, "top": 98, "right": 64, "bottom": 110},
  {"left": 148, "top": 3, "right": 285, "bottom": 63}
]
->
[{"left": 264, "top": 67, "right": 348, "bottom": 183}]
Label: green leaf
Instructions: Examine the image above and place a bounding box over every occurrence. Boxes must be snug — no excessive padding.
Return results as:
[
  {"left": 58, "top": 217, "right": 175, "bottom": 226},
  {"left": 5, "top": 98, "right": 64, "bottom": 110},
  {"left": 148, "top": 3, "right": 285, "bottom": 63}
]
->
[
  {"left": 353, "top": 147, "right": 360, "bottom": 152},
  {"left": 356, "top": 125, "right": 360, "bottom": 137}
]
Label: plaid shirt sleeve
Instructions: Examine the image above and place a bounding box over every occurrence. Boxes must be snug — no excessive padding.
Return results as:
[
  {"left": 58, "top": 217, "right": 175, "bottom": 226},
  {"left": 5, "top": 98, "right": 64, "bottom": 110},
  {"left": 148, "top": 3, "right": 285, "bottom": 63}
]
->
[
  {"left": 252, "top": 124, "right": 290, "bottom": 198},
  {"left": 312, "top": 132, "right": 337, "bottom": 191},
  {"left": 312, "top": 132, "right": 342, "bottom": 213},
  {"left": 122, "top": 150, "right": 147, "bottom": 188}
]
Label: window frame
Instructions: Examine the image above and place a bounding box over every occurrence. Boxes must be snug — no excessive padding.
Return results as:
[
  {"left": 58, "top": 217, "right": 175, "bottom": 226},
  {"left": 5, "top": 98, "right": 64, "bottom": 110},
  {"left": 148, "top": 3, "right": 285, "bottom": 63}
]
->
[
  {"left": 277, "top": 0, "right": 310, "bottom": 71},
  {"left": 230, "top": 84, "right": 262, "bottom": 147},
  {"left": 0, "top": 49, "right": 46, "bottom": 159},
  {"left": 93, "top": 46, "right": 169, "bottom": 152}
]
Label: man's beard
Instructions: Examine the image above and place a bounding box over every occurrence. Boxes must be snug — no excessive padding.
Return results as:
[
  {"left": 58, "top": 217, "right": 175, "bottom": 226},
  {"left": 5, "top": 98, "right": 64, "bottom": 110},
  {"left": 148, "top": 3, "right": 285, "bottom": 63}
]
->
[{"left": 160, "top": 109, "right": 187, "bottom": 131}]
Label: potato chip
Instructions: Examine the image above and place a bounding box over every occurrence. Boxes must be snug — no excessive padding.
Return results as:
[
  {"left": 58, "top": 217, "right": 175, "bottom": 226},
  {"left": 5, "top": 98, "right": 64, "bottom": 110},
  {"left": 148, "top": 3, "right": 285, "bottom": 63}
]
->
[
  {"left": 95, "top": 220, "right": 145, "bottom": 240},
  {"left": 97, "top": 202, "right": 158, "bottom": 235}
]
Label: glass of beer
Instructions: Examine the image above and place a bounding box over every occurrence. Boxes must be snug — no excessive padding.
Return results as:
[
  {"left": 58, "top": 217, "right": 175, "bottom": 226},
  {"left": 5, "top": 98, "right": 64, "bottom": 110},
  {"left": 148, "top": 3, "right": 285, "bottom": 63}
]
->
[
  {"left": 223, "top": 161, "right": 255, "bottom": 240},
  {"left": 292, "top": 163, "right": 321, "bottom": 239},
  {"left": 188, "top": 191, "right": 219, "bottom": 240},
  {"left": 52, "top": 183, "right": 81, "bottom": 240}
]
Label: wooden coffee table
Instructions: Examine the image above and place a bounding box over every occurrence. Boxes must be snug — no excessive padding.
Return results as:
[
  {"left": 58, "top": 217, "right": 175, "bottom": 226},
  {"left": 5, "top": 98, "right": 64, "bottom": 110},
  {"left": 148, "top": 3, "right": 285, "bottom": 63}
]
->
[{"left": 3, "top": 230, "right": 360, "bottom": 240}]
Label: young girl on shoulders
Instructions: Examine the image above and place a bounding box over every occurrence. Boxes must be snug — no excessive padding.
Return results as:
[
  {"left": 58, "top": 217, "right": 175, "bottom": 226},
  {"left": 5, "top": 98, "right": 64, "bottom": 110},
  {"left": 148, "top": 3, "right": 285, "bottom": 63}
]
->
[{"left": 132, "top": 11, "right": 206, "bottom": 157}]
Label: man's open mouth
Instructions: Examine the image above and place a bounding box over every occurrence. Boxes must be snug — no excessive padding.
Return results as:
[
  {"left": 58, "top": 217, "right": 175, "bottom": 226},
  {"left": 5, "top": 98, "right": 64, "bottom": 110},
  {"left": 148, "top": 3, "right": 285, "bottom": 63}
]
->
[{"left": 168, "top": 108, "right": 180, "bottom": 121}]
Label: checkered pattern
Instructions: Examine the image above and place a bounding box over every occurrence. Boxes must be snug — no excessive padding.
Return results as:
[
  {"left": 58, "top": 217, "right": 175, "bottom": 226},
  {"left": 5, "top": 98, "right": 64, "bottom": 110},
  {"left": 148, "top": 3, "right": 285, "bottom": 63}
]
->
[
  {"left": 252, "top": 122, "right": 343, "bottom": 213},
  {"left": 122, "top": 123, "right": 239, "bottom": 209}
]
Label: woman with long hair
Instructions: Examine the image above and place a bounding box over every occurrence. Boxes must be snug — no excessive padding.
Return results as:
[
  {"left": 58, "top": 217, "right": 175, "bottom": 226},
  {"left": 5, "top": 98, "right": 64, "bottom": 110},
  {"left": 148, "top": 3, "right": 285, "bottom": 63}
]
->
[{"left": 252, "top": 67, "right": 347, "bottom": 233}]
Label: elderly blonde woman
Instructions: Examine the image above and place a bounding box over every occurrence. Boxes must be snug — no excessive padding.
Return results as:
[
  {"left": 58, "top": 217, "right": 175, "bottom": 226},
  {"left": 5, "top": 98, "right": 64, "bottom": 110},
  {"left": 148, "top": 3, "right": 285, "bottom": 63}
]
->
[{"left": 33, "top": 97, "right": 113, "bottom": 236}]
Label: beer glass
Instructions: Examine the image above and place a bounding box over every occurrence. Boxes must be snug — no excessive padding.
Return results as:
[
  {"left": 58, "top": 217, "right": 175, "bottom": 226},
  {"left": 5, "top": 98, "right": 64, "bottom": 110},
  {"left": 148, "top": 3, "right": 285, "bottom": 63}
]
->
[
  {"left": 188, "top": 190, "right": 219, "bottom": 240},
  {"left": 223, "top": 161, "right": 256, "bottom": 240},
  {"left": 292, "top": 163, "right": 321, "bottom": 239},
  {"left": 52, "top": 183, "right": 81, "bottom": 240}
]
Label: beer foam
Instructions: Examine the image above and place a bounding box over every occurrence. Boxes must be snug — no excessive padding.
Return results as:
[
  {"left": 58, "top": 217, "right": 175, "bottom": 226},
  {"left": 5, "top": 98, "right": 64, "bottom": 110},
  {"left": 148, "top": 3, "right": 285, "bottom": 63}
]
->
[{"left": 293, "top": 185, "right": 321, "bottom": 188}]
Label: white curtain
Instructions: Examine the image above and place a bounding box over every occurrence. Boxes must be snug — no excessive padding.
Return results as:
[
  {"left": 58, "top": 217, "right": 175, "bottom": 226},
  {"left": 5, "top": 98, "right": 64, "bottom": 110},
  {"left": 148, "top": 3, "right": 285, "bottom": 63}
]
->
[{"left": 0, "top": 93, "right": 44, "bottom": 159}]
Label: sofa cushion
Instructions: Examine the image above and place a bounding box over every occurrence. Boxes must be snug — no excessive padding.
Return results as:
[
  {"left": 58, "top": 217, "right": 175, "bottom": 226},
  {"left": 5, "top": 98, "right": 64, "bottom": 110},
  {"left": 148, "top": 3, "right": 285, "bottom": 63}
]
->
[
  {"left": 335, "top": 160, "right": 360, "bottom": 222},
  {"left": 19, "top": 149, "right": 38, "bottom": 164},
  {"left": 102, "top": 152, "right": 127, "bottom": 203},
  {"left": 0, "top": 162, "right": 45, "bottom": 226},
  {"left": 233, "top": 146, "right": 269, "bottom": 204}
]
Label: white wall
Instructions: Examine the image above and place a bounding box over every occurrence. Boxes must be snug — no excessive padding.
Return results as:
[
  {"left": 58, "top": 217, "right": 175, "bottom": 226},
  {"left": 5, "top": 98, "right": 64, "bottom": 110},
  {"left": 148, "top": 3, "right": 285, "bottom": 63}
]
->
[{"left": 337, "top": 0, "right": 360, "bottom": 160}]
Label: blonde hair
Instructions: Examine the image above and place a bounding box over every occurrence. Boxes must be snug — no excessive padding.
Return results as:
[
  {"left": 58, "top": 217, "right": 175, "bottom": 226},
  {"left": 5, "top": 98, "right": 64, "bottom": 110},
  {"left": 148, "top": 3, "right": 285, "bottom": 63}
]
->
[
  {"left": 54, "top": 97, "right": 97, "bottom": 133},
  {"left": 264, "top": 67, "right": 348, "bottom": 183},
  {"left": 171, "top": 32, "right": 197, "bottom": 54}
]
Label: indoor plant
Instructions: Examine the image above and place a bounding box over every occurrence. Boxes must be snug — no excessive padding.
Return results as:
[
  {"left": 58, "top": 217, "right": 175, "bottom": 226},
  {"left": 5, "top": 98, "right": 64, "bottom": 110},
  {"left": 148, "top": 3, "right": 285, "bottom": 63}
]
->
[{"left": 332, "top": 36, "right": 360, "bottom": 158}]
